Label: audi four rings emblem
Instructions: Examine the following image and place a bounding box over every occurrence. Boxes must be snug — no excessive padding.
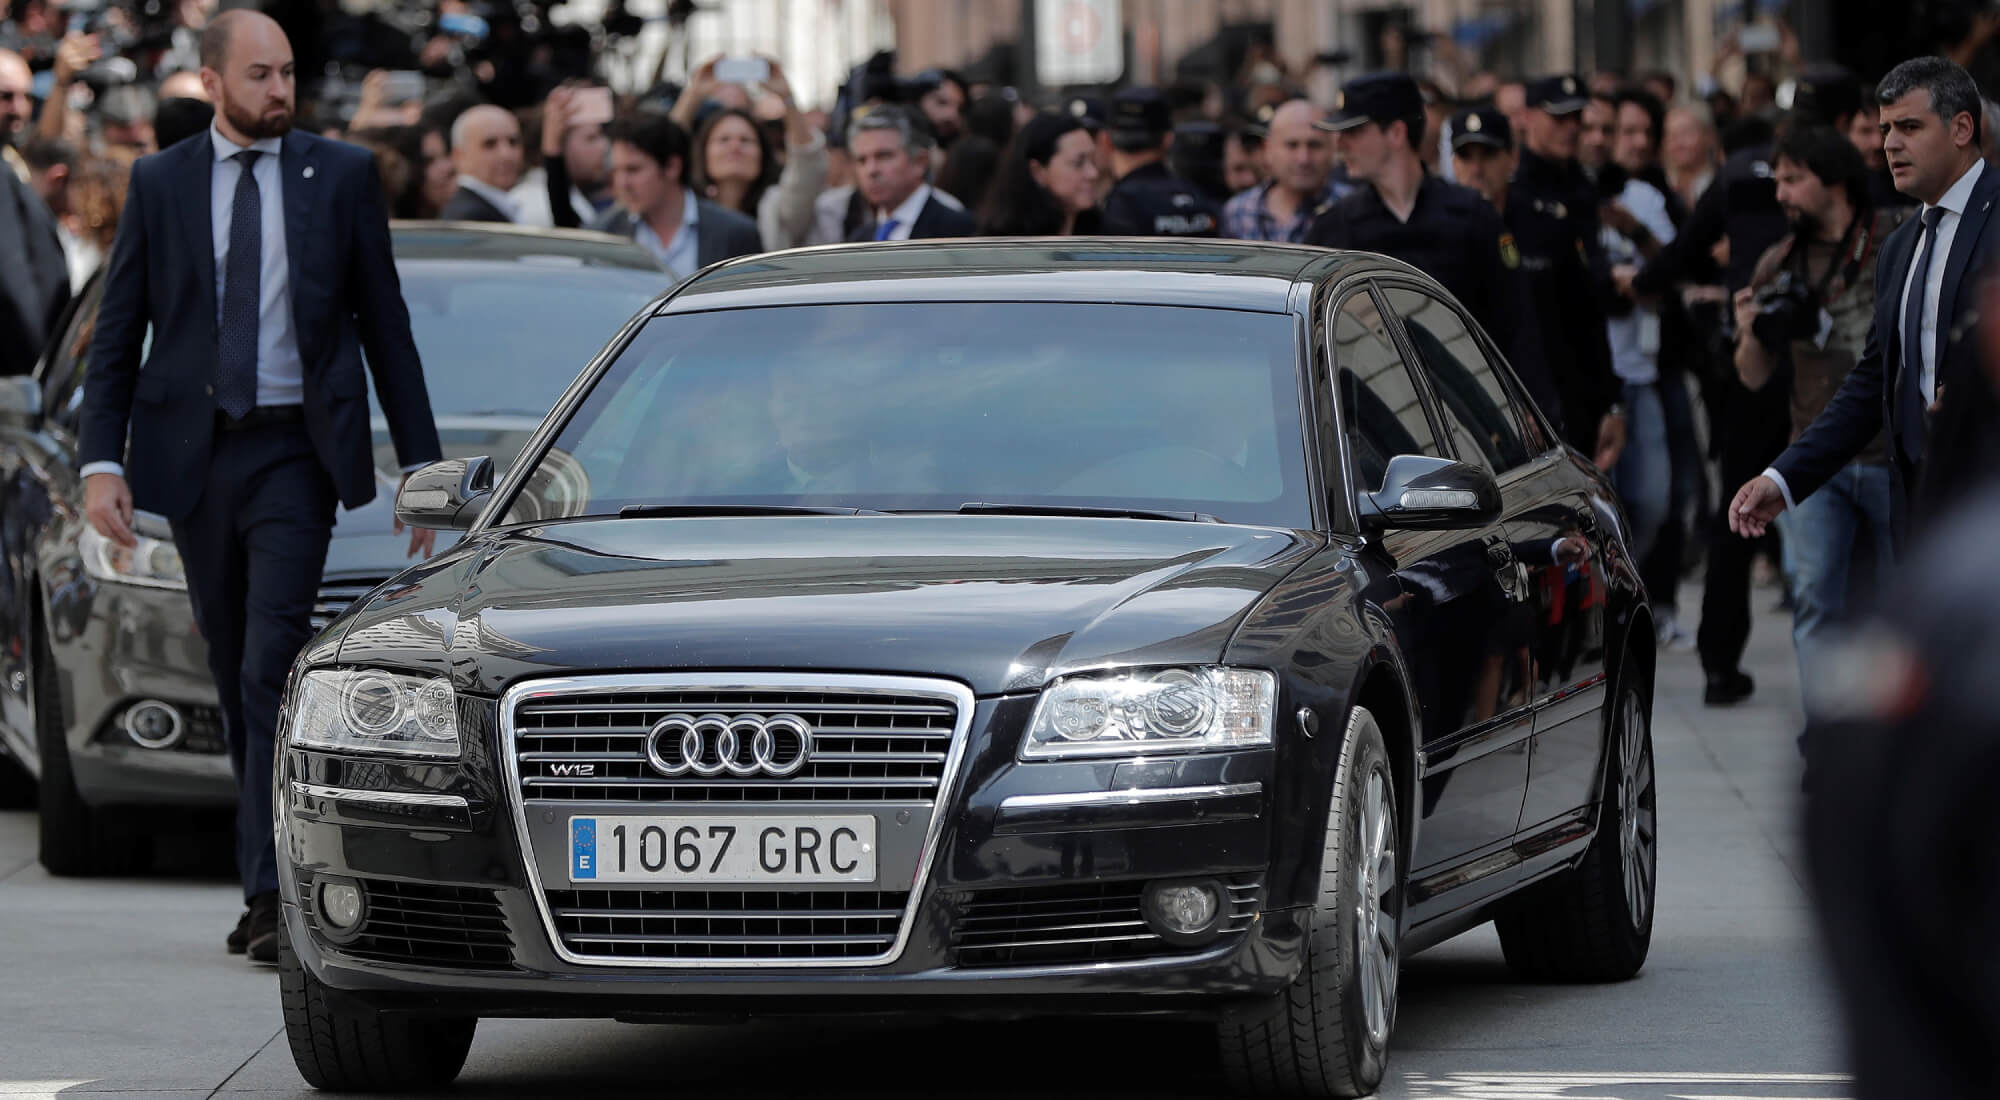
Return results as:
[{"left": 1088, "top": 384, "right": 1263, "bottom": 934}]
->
[{"left": 645, "top": 713, "right": 814, "bottom": 778}]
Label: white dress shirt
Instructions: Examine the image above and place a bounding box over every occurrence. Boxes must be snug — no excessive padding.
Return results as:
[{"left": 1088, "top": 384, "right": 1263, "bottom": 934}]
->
[
  {"left": 456, "top": 173, "right": 521, "bottom": 222},
  {"left": 1763, "top": 158, "right": 1985, "bottom": 511},
  {"left": 632, "top": 189, "right": 700, "bottom": 278},
  {"left": 83, "top": 126, "right": 301, "bottom": 482},
  {"left": 874, "top": 184, "right": 933, "bottom": 242}
]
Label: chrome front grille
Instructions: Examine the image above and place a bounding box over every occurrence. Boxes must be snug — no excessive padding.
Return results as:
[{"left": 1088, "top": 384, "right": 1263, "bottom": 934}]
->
[
  {"left": 513, "top": 690, "right": 956, "bottom": 804},
  {"left": 544, "top": 888, "right": 910, "bottom": 961},
  {"left": 951, "top": 877, "right": 1263, "bottom": 968},
  {"left": 311, "top": 576, "right": 390, "bottom": 632}
]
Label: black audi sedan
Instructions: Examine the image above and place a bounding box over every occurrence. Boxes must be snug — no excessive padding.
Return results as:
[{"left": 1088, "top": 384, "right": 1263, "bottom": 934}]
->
[
  {"left": 275, "top": 240, "right": 1657, "bottom": 1098},
  {"left": 0, "top": 223, "right": 669, "bottom": 874}
]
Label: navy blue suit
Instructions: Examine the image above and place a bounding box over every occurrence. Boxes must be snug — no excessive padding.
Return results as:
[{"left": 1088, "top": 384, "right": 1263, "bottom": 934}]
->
[
  {"left": 79, "top": 129, "right": 440, "bottom": 902},
  {"left": 1773, "top": 161, "right": 2000, "bottom": 545}
]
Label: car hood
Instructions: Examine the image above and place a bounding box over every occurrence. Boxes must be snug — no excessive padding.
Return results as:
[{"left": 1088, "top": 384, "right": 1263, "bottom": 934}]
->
[{"left": 331, "top": 516, "right": 1320, "bottom": 697}]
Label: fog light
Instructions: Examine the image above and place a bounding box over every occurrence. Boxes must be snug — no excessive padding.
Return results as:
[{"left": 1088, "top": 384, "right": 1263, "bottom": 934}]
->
[
  {"left": 317, "top": 878, "right": 367, "bottom": 939},
  {"left": 1141, "top": 877, "right": 1228, "bottom": 946},
  {"left": 123, "top": 700, "right": 185, "bottom": 750}
]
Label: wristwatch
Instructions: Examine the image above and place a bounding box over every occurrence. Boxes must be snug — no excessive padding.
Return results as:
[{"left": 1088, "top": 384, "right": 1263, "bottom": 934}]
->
[{"left": 1607, "top": 402, "right": 1627, "bottom": 420}]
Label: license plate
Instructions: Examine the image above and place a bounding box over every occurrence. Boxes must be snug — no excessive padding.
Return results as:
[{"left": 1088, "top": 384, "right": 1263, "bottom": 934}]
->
[{"left": 568, "top": 815, "right": 877, "bottom": 884}]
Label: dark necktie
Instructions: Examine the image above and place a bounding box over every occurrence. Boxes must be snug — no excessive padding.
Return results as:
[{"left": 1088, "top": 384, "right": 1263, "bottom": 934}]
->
[
  {"left": 1899, "top": 205, "right": 1945, "bottom": 464},
  {"left": 215, "top": 148, "right": 263, "bottom": 420}
]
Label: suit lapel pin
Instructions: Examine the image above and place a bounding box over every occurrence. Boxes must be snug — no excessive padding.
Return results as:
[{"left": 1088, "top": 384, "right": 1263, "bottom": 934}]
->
[{"left": 303, "top": 165, "right": 315, "bottom": 179}]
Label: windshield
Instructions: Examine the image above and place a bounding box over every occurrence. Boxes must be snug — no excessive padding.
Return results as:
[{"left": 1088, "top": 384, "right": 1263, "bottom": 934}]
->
[
  {"left": 499, "top": 301, "right": 1311, "bottom": 528},
  {"left": 369, "top": 259, "right": 667, "bottom": 478}
]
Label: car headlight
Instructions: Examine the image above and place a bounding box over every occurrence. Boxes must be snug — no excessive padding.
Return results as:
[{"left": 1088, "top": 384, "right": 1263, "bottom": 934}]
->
[
  {"left": 79, "top": 523, "right": 186, "bottom": 590},
  {"left": 1021, "top": 667, "right": 1276, "bottom": 760},
  {"left": 288, "top": 669, "right": 460, "bottom": 758}
]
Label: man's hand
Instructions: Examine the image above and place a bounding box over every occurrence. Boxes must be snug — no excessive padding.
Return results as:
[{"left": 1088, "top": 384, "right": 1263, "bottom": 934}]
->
[
  {"left": 53, "top": 32, "right": 101, "bottom": 86},
  {"left": 1929, "top": 383, "right": 1946, "bottom": 415},
  {"left": 1611, "top": 263, "right": 1640, "bottom": 299},
  {"left": 83, "top": 472, "right": 136, "bottom": 548},
  {"left": 540, "top": 85, "right": 573, "bottom": 159},
  {"left": 1600, "top": 202, "right": 1638, "bottom": 235},
  {"left": 1733, "top": 286, "right": 1759, "bottom": 339},
  {"left": 1592, "top": 410, "right": 1627, "bottom": 471},
  {"left": 393, "top": 472, "right": 437, "bottom": 560},
  {"left": 1728, "top": 475, "right": 1789, "bottom": 538}
]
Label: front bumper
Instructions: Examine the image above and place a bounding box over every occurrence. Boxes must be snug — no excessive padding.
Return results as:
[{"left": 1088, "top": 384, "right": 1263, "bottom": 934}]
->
[
  {"left": 276, "top": 692, "right": 1301, "bottom": 1018},
  {"left": 45, "top": 574, "right": 234, "bottom": 808}
]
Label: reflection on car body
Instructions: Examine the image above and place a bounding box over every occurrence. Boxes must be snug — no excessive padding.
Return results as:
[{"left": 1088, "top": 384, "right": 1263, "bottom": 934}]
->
[{"left": 266, "top": 239, "right": 1661, "bottom": 1099}]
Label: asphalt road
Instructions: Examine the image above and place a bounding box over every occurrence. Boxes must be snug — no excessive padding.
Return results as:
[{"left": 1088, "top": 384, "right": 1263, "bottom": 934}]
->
[{"left": 0, "top": 592, "right": 1851, "bottom": 1100}]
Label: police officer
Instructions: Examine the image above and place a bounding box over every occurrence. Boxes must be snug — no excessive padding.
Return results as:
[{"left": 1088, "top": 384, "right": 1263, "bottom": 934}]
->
[
  {"left": 1305, "top": 73, "right": 1562, "bottom": 435},
  {"left": 1508, "top": 74, "right": 1626, "bottom": 466},
  {"left": 1100, "top": 86, "right": 1220, "bottom": 237}
]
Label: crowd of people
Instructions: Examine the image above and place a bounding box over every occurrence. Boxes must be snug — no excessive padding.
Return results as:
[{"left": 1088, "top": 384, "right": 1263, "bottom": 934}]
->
[
  {"left": 7, "top": 6, "right": 2000, "bottom": 697},
  {"left": 0, "top": 8, "right": 1969, "bottom": 709}
]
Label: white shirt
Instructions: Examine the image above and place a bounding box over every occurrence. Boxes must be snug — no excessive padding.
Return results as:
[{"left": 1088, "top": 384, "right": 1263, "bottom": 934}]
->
[
  {"left": 874, "top": 184, "right": 934, "bottom": 242},
  {"left": 1901, "top": 158, "right": 1982, "bottom": 404},
  {"left": 456, "top": 173, "right": 521, "bottom": 223},
  {"left": 82, "top": 126, "right": 303, "bottom": 483},
  {"left": 633, "top": 189, "right": 700, "bottom": 278},
  {"left": 1762, "top": 158, "right": 1985, "bottom": 512}
]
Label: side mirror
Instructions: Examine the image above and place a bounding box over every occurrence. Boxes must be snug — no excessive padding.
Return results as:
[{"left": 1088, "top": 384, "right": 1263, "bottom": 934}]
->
[
  {"left": 0, "top": 376, "right": 43, "bottom": 431},
  {"left": 394, "top": 456, "right": 494, "bottom": 530},
  {"left": 1358, "top": 454, "right": 1502, "bottom": 531}
]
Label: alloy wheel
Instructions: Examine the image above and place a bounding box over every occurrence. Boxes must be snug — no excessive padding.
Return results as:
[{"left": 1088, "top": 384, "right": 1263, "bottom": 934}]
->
[
  {"left": 1617, "top": 692, "right": 1657, "bottom": 930},
  {"left": 1353, "top": 764, "right": 1398, "bottom": 1047}
]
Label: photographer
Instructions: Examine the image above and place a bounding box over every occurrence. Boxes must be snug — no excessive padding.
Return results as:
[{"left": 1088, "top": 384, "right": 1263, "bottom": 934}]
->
[{"left": 1732, "top": 124, "right": 1893, "bottom": 693}]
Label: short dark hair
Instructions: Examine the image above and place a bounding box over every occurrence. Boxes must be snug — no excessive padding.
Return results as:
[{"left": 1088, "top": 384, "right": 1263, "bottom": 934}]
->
[
  {"left": 1615, "top": 87, "right": 1667, "bottom": 152},
  {"left": 607, "top": 112, "right": 691, "bottom": 182},
  {"left": 19, "top": 136, "right": 76, "bottom": 173},
  {"left": 1392, "top": 111, "right": 1426, "bottom": 153},
  {"left": 153, "top": 96, "right": 215, "bottom": 150},
  {"left": 1775, "top": 124, "right": 1872, "bottom": 213},
  {"left": 1877, "top": 55, "right": 1983, "bottom": 145}
]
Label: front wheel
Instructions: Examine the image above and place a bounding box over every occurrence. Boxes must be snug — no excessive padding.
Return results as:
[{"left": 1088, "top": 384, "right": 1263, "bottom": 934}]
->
[
  {"left": 1495, "top": 671, "right": 1656, "bottom": 981},
  {"left": 279, "top": 921, "right": 477, "bottom": 1092},
  {"left": 33, "top": 621, "right": 148, "bottom": 876},
  {"left": 1217, "top": 704, "right": 1401, "bottom": 1098}
]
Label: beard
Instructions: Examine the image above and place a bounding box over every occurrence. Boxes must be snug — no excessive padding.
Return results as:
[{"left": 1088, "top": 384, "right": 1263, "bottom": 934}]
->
[
  {"left": 222, "top": 95, "right": 293, "bottom": 141},
  {"left": 1787, "top": 207, "right": 1825, "bottom": 240}
]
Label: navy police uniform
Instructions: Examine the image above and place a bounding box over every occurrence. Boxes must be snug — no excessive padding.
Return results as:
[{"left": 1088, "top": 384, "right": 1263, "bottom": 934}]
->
[
  {"left": 1305, "top": 75, "right": 1561, "bottom": 433},
  {"left": 1506, "top": 75, "right": 1621, "bottom": 455},
  {"left": 1100, "top": 87, "right": 1219, "bottom": 238}
]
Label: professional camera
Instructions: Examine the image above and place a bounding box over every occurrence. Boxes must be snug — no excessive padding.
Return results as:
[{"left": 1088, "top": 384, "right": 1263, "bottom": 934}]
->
[{"left": 1750, "top": 268, "right": 1822, "bottom": 350}]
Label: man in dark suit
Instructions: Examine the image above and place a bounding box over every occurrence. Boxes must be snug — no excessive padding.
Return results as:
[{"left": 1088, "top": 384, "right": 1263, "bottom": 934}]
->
[
  {"left": 0, "top": 48, "right": 69, "bottom": 375},
  {"left": 594, "top": 112, "right": 761, "bottom": 277},
  {"left": 438, "top": 104, "right": 524, "bottom": 223},
  {"left": 1732, "top": 56, "right": 2000, "bottom": 547},
  {"left": 77, "top": 11, "right": 441, "bottom": 963},
  {"left": 845, "top": 105, "right": 974, "bottom": 242}
]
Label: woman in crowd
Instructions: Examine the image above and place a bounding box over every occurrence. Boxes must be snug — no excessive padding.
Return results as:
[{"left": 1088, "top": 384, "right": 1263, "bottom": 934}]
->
[
  {"left": 351, "top": 124, "right": 455, "bottom": 218},
  {"left": 977, "top": 112, "right": 1102, "bottom": 236},
  {"left": 678, "top": 57, "right": 827, "bottom": 250}
]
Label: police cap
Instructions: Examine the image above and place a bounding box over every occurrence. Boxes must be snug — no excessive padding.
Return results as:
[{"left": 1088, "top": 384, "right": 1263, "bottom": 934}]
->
[
  {"left": 1526, "top": 74, "right": 1588, "bottom": 116},
  {"left": 1109, "top": 86, "right": 1173, "bottom": 139},
  {"left": 1449, "top": 105, "right": 1513, "bottom": 151},
  {"left": 1317, "top": 72, "right": 1425, "bottom": 133},
  {"left": 1065, "top": 94, "right": 1109, "bottom": 127}
]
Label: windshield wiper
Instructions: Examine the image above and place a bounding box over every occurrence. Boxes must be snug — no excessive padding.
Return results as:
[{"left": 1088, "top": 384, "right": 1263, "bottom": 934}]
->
[
  {"left": 954, "top": 502, "right": 1220, "bottom": 523},
  {"left": 618, "top": 505, "right": 892, "bottom": 518}
]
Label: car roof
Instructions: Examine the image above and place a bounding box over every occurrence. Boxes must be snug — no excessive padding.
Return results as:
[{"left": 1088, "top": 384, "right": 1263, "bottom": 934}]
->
[
  {"left": 388, "top": 220, "right": 664, "bottom": 271},
  {"left": 659, "top": 238, "right": 1396, "bottom": 315}
]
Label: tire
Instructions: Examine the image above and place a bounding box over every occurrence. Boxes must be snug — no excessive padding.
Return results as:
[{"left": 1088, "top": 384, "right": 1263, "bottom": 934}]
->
[
  {"left": 1495, "top": 668, "right": 1657, "bottom": 982},
  {"left": 0, "top": 749, "right": 33, "bottom": 809},
  {"left": 280, "top": 921, "right": 477, "bottom": 1092},
  {"left": 33, "top": 621, "right": 148, "bottom": 876},
  {"left": 1217, "top": 705, "right": 1402, "bottom": 1099}
]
